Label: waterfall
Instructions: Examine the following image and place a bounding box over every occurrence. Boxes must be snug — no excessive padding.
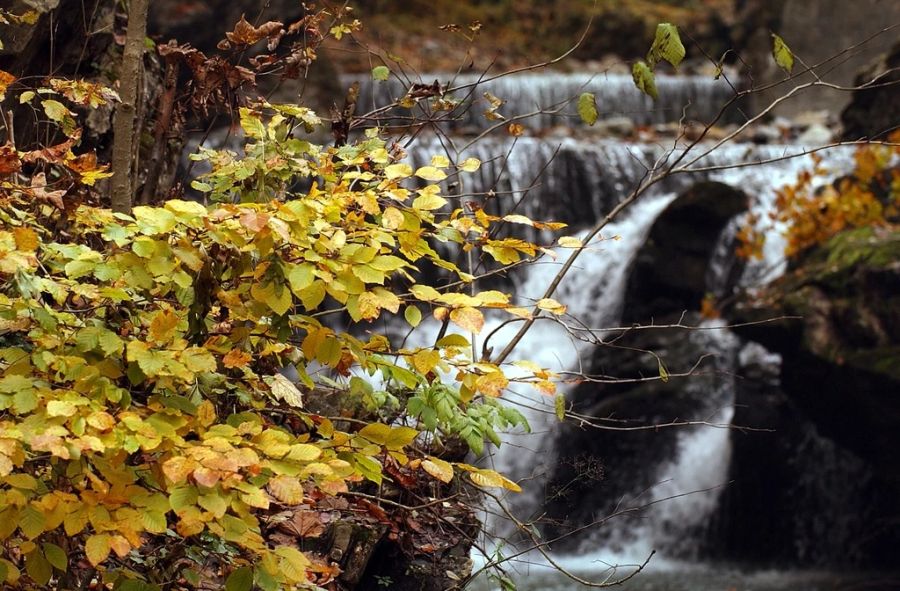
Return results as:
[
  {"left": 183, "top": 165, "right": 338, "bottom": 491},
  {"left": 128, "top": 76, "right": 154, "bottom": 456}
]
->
[
  {"left": 397, "top": 127, "right": 860, "bottom": 572},
  {"left": 347, "top": 71, "right": 737, "bottom": 131},
  {"left": 482, "top": 194, "right": 677, "bottom": 515}
]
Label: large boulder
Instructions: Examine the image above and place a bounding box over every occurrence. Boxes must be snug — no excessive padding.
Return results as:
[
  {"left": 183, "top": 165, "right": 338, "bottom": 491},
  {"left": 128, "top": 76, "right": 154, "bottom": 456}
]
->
[
  {"left": 732, "top": 225, "right": 900, "bottom": 480},
  {"left": 711, "top": 342, "right": 900, "bottom": 567}
]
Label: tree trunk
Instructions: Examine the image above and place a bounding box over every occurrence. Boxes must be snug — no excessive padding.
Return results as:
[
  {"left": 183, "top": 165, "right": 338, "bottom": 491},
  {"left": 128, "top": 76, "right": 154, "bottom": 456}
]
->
[{"left": 110, "top": 0, "right": 150, "bottom": 214}]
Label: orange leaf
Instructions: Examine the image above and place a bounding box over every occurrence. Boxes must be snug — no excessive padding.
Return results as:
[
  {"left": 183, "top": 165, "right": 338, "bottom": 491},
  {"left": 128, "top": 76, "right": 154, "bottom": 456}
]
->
[{"left": 449, "top": 306, "right": 484, "bottom": 333}]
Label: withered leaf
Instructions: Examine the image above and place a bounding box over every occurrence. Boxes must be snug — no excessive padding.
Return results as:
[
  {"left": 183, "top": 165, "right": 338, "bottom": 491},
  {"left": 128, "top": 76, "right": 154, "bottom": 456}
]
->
[
  {"left": 285, "top": 510, "right": 326, "bottom": 538},
  {"left": 225, "top": 16, "right": 284, "bottom": 47}
]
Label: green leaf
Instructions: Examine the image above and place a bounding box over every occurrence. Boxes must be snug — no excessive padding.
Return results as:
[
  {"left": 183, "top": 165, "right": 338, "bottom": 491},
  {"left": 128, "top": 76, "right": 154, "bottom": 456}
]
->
[
  {"left": 354, "top": 454, "right": 383, "bottom": 485},
  {"left": 771, "top": 33, "right": 794, "bottom": 74},
  {"left": 42, "top": 543, "right": 67, "bottom": 572},
  {"left": 225, "top": 566, "right": 254, "bottom": 591},
  {"left": 41, "top": 99, "right": 70, "bottom": 124},
  {"left": 658, "top": 358, "right": 669, "bottom": 383},
  {"left": 632, "top": 61, "right": 658, "bottom": 100},
  {"left": 554, "top": 393, "right": 566, "bottom": 421},
  {"left": 577, "top": 92, "right": 598, "bottom": 126},
  {"left": 404, "top": 305, "right": 422, "bottom": 327},
  {"left": 648, "top": 23, "right": 685, "bottom": 69},
  {"left": 19, "top": 504, "right": 45, "bottom": 539},
  {"left": 371, "top": 66, "right": 390, "bottom": 81},
  {"left": 25, "top": 550, "right": 52, "bottom": 586},
  {"left": 169, "top": 485, "right": 199, "bottom": 511},
  {"left": 240, "top": 108, "right": 266, "bottom": 139}
]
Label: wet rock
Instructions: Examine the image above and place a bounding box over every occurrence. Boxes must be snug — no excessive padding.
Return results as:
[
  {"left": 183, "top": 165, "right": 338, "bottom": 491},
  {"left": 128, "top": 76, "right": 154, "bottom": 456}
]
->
[
  {"left": 731, "top": 226, "right": 900, "bottom": 481},
  {"left": 735, "top": 0, "right": 900, "bottom": 118},
  {"left": 543, "top": 314, "right": 733, "bottom": 554},
  {"left": 0, "top": 0, "right": 61, "bottom": 58}
]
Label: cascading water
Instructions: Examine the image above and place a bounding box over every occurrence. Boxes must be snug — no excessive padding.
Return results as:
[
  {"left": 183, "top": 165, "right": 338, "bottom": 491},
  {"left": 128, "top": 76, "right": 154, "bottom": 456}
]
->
[
  {"left": 347, "top": 71, "right": 737, "bottom": 130},
  {"left": 397, "top": 122, "right": 858, "bottom": 574}
]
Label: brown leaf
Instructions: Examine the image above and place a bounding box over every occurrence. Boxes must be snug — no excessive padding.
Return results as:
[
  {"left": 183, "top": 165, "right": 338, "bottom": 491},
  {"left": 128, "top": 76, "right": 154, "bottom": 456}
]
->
[
  {"left": 284, "top": 510, "right": 326, "bottom": 538},
  {"left": 223, "top": 348, "right": 251, "bottom": 368},
  {"left": 225, "top": 16, "right": 284, "bottom": 47},
  {"left": 22, "top": 131, "right": 80, "bottom": 165},
  {"left": 30, "top": 173, "right": 66, "bottom": 209},
  {"left": 0, "top": 143, "right": 21, "bottom": 175}
]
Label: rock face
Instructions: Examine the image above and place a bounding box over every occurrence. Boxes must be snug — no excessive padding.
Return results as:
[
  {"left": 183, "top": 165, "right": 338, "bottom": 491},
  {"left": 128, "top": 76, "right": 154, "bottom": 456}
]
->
[
  {"left": 623, "top": 181, "right": 747, "bottom": 323},
  {"left": 732, "top": 226, "right": 900, "bottom": 481},
  {"left": 842, "top": 40, "right": 900, "bottom": 140},
  {"left": 711, "top": 342, "right": 900, "bottom": 567},
  {"left": 735, "top": 0, "right": 900, "bottom": 118}
]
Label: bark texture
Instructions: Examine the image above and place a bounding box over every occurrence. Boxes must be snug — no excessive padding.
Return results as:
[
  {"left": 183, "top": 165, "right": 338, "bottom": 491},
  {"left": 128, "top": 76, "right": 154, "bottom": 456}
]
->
[{"left": 110, "top": 0, "right": 149, "bottom": 213}]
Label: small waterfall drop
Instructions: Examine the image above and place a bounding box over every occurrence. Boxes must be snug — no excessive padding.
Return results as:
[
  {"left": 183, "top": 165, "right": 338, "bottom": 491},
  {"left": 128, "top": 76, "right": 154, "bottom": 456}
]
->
[
  {"left": 348, "top": 71, "right": 736, "bottom": 131},
  {"left": 484, "top": 194, "right": 678, "bottom": 513}
]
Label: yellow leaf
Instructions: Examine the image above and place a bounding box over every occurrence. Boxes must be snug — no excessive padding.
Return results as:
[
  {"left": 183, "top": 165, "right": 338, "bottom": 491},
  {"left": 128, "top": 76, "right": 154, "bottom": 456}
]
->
[
  {"left": 163, "top": 456, "right": 198, "bottom": 484},
  {"left": 430, "top": 154, "right": 450, "bottom": 167},
  {"left": 382, "top": 207, "right": 404, "bottom": 229},
  {"left": 505, "top": 306, "right": 533, "bottom": 319},
  {"left": 357, "top": 291, "right": 381, "bottom": 320},
  {"left": 287, "top": 444, "right": 321, "bottom": 462},
  {"left": 410, "top": 284, "right": 441, "bottom": 301},
  {"left": 450, "top": 306, "right": 484, "bottom": 333},
  {"left": 358, "top": 424, "right": 418, "bottom": 449},
  {"left": 268, "top": 475, "right": 304, "bottom": 505},
  {"left": 275, "top": 546, "right": 311, "bottom": 583},
  {"left": 414, "top": 166, "right": 447, "bottom": 182},
  {"left": 467, "top": 468, "right": 521, "bottom": 492},
  {"left": 412, "top": 349, "right": 441, "bottom": 374},
  {"left": 421, "top": 457, "right": 454, "bottom": 483},
  {"left": 384, "top": 162, "right": 412, "bottom": 180},
  {"left": 536, "top": 298, "right": 567, "bottom": 315},
  {"left": 412, "top": 192, "right": 448, "bottom": 211},
  {"left": 85, "top": 534, "right": 111, "bottom": 566},
  {"left": 558, "top": 236, "right": 583, "bottom": 248},
  {"left": 148, "top": 308, "right": 179, "bottom": 343},
  {"left": 86, "top": 411, "right": 116, "bottom": 431},
  {"left": 459, "top": 157, "right": 481, "bottom": 172},
  {"left": 502, "top": 214, "right": 535, "bottom": 227},
  {"left": 435, "top": 292, "right": 480, "bottom": 307},
  {"left": 404, "top": 305, "right": 422, "bottom": 327},
  {"left": 80, "top": 167, "right": 114, "bottom": 186},
  {"left": 372, "top": 287, "right": 401, "bottom": 313},
  {"left": 269, "top": 374, "right": 303, "bottom": 408},
  {"left": 13, "top": 227, "right": 39, "bottom": 252},
  {"left": 109, "top": 535, "right": 131, "bottom": 558},
  {"left": 476, "top": 371, "right": 508, "bottom": 397},
  {"left": 537, "top": 380, "right": 557, "bottom": 396}
]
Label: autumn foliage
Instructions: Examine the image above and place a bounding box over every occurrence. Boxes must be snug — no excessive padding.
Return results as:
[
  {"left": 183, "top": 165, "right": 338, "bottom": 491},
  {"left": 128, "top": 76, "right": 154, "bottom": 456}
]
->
[{"left": 738, "top": 133, "right": 900, "bottom": 260}]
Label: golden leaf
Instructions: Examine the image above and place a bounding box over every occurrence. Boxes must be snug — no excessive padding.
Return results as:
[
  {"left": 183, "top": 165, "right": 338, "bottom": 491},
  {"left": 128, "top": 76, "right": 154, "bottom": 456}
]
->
[
  {"left": 536, "top": 298, "right": 567, "bottom": 315},
  {"left": 449, "top": 306, "right": 484, "bottom": 333},
  {"left": 268, "top": 475, "right": 304, "bottom": 505},
  {"left": 421, "top": 457, "right": 454, "bottom": 483},
  {"left": 269, "top": 373, "right": 304, "bottom": 408},
  {"left": 476, "top": 371, "right": 508, "bottom": 397}
]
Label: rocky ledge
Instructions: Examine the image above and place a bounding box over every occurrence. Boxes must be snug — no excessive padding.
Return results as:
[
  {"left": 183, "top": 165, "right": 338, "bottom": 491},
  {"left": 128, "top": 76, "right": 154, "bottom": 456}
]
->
[{"left": 731, "top": 225, "right": 900, "bottom": 480}]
